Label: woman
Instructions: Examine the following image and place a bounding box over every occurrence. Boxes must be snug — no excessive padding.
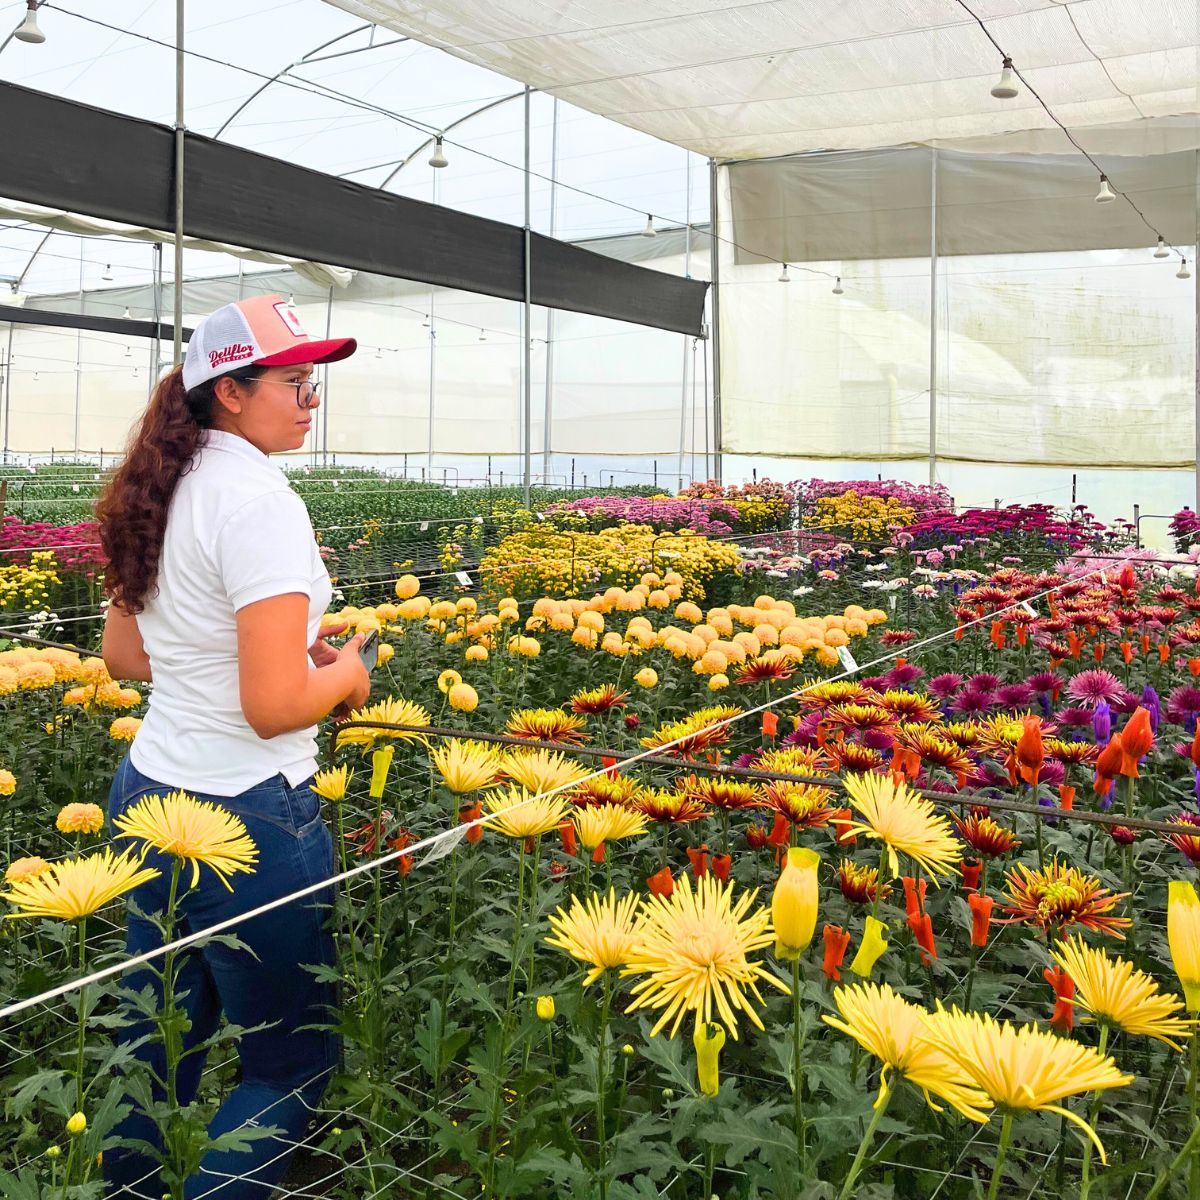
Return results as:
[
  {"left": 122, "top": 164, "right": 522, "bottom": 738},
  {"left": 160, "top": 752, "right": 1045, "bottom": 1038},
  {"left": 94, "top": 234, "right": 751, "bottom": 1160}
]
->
[{"left": 96, "top": 294, "right": 371, "bottom": 1197}]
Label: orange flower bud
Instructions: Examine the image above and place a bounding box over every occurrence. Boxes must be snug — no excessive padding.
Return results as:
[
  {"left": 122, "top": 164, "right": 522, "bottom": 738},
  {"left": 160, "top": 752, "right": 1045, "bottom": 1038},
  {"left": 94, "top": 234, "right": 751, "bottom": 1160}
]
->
[
  {"left": 968, "top": 891, "right": 993, "bottom": 947},
  {"left": 822, "top": 924, "right": 851, "bottom": 982}
]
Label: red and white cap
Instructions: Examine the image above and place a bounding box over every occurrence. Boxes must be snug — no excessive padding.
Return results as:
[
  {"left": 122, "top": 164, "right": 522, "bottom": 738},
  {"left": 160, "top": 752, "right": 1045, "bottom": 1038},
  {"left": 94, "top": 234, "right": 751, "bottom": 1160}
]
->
[{"left": 182, "top": 294, "right": 357, "bottom": 391}]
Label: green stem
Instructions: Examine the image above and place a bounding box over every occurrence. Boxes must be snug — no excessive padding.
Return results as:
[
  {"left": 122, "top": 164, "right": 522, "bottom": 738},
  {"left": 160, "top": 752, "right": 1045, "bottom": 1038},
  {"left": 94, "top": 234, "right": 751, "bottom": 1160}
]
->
[
  {"left": 837, "top": 1084, "right": 893, "bottom": 1200},
  {"left": 596, "top": 973, "right": 612, "bottom": 1200},
  {"left": 1145, "top": 1118, "right": 1200, "bottom": 1200},
  {"left": 161, "top": 857, "right": 184, "bottom": 1200},
  {"left": 1079, "top": 1024, "right": 1110, "bottom": 1200},
  {"left": 74, "top": 917, "right": 87, "bottom": 1110},
  {"left": 1191, "top": 1028, "right": 1199, "bottom": 1200},
  {"left": 791, "top": 957, "right": 805, "bottom": 1169},
  {"left": 964, "top": 944, "right": 979, "bottom": 1011},
  {"left": 985, "top": 1113, "right": 1015, "bottom": 1200}
]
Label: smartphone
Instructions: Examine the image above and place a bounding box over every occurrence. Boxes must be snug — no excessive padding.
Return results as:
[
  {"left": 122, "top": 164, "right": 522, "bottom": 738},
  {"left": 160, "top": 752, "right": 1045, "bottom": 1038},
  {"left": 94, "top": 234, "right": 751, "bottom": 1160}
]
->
[{"left": 358, "top": 628, "right": 380, "bottom": 672}]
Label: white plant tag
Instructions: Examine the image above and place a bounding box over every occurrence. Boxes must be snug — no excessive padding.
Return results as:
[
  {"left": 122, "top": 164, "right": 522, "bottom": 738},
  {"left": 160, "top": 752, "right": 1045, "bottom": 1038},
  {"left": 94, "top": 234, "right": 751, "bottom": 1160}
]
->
[
  {"left": 836, "top": 646, "right": 859, "bottom": 673},
  {"left": 455, "top": 571, "right": 472, "bottom": 586},
  {"left": 419, "top": 521, "right": 429, "bottom": 532},
  {"left": 1021, "top": 601, "right": 1036, "bottom": 616}
]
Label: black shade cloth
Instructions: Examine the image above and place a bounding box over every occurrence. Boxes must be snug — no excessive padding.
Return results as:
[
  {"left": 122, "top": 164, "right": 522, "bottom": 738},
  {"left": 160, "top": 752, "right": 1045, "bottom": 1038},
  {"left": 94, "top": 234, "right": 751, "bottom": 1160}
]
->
[
  {"left": 0, "top": 81, "right": 708, "bottom": 337},
  {"left": 0, "top": 306, "right": 189, "bottom": 341}
]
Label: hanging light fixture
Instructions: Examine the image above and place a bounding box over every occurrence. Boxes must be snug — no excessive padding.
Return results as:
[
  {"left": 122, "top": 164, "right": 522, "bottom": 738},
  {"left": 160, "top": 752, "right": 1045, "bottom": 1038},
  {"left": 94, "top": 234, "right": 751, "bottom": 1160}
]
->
[
  {"left": 1094, "top": 175, "right": 1116, "bottom": 203},
  {"left": 832, "top": 276, "right": 844, "bottom": 295},
  {"left": 13, "top": 1, "right": 45, "bottom": 44},
  {"left": 124, "top": 345, "right": 132, "bottom": 358},
  {"left": 1154, "top": 237, "right": 1170, "bottom": 258},
  {"left": 375, "top": 346, "right": 382, "bottom": 359},
  {"left": 641, "top": 214, "right": 657, "bottom": 238},
  {"left": 1178, "top": 258, "right": 1192, "bottom": 280},
  {"left": 990, "top": 56, "right": 1018, "bottom": 99},
  {"left": 421, "top": 313, "right": 430, "bottom": 327},
  {"left": 428, "top": 135, "right": 448, "bottom": 169},
  {"left": 121, "top": 307, "right": 132, "bottom": 320},
  {"left": 478, "top": 329, "right": 487, "bottom": 342},
  {"left": 778, "top": 263, "right": 790, "bottom": 283},
  {"left": 102, "top": 263, "right": 113, "bottom": 282}
]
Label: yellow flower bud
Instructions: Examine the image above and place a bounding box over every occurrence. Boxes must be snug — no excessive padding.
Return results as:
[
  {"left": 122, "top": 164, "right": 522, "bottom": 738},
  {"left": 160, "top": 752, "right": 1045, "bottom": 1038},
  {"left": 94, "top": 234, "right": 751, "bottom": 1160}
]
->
[
  {"left": 66, "top": 1112, "right": 86, "bottom": 1136},
  {"left": 634, "top": 668, "right": 658, "bottom": 689},
  {"left": 46, "top": 1146, "right": 61, "bottom": 1159},
  {"left": 848, "top": 916, "right": 890, "bottom": 979},
  {"left": 1169, "top": 880, "right": 1200, "bottom": 1012},
  {"left": 692, "top": 1021, "right": 725, "bottom": 1097},
  {"left": 536, "top": 995, "right": 556, "bottom": 1021},
  {"left": 772, "top": 846, "right": 820, "bottom": 960}
]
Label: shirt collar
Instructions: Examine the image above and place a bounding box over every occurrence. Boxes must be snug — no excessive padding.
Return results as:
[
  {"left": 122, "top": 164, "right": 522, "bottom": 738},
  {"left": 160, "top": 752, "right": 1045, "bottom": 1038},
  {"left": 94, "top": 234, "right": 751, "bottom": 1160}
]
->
[{"left": 202, "top": 429, "right": 273, "bottom": 466}]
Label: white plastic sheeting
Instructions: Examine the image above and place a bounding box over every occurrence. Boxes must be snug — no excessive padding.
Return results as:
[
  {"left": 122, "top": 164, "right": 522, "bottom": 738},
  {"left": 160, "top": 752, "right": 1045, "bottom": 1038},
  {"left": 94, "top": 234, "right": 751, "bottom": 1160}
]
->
[{"left": 322, "top": 0, "right": 1200, "bottom": 159}]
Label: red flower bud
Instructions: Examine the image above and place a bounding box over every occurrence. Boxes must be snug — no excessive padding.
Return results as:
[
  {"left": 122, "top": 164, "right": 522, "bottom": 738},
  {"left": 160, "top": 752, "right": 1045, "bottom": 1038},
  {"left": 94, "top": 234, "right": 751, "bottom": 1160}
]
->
[
  {"left": 711, "top": 853, "right": 732, "bottom": 881},
  {"left": 822, "top": 924, "right": 851, "bottom": 982},
  {"left": 960, "top": 860, "right": 982, "bottom": 892},
  {"left": 646, "top": 866, "right": 674, "bottom": 897},
  {"left": 968, "top": 892, "right": 993, "bottom": 947}
]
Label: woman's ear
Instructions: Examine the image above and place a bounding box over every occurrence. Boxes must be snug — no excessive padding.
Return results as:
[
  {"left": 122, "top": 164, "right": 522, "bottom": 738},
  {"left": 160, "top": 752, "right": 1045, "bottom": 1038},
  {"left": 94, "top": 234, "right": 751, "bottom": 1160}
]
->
[{"left": 212, "top": 375, "right": 246, "bottom": 416}]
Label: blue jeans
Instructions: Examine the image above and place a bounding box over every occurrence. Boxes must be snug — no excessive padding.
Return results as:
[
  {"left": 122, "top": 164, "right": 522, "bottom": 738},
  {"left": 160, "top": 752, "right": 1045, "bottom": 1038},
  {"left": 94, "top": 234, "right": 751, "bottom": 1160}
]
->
[{"left": 104, "top": 753, "right": 340, "bottom": 1199}]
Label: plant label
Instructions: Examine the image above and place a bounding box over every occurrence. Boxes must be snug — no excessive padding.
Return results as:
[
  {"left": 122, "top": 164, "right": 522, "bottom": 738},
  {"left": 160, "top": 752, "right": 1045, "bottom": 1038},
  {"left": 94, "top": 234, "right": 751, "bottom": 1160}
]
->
[
  {"left": 455, "top": 571, "right": 472, "bottom": 586},
  {"left": 836, "top": 646, "right": 859, "bottom": 674}
]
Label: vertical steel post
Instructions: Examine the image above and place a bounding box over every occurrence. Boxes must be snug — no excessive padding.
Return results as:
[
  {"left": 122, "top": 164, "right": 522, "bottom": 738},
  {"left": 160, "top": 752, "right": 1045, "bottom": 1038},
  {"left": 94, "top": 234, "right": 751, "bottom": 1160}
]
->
[
  {"left": 522, "top": 85, "right": 533, "bottom": 508},
  {"left": 1194, "top": 149, "right": 1199, "bottom": 512},
  {"left": 678, "top": 152, "right": 692, "bottom": 491},
  {"left": 542, "top": 96, "right": 559, "bottom": 482},
  {"left": 2, "top": 321, "right": 13, "bottom": 461},
  {"left": 928, "top": 148, "right": 939, "bottom": 487},
  {"left": 74, "top": 239, "right": 83, "bottom": 454},
  {"left": 707, "top": 157, "right": 722, "bottom": 484},
  {"left": 172, "top": 0, "right": 185, "bottom": 365}
]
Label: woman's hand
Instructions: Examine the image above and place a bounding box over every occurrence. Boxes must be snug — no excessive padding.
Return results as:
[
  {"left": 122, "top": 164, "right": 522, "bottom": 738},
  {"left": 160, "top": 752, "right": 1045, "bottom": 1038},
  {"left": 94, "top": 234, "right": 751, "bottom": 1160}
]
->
[
  {"left": 336, "top": 634, "right": 372, "bottom": 712},
  {"left": 309, "top": 620, "right": 348, "bottom": 667}
]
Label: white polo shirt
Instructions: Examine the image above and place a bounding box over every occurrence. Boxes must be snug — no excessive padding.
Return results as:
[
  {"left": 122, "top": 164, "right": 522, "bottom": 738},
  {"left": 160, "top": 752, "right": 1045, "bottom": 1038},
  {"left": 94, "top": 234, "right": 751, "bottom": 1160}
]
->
[{"left": 130, "top": 429, "right": 333, "bottom": 796}]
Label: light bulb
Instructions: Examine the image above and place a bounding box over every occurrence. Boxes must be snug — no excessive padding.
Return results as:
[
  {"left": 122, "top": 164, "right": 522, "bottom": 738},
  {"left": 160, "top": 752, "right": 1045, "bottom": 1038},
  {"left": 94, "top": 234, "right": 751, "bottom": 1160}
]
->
[
  {"left": 641, "top": 214, "right": 657, "bottom": 238},
  {"left": 14, "top": 1, "right": 44, "bottom": 44},
  {"left": 428, "top": 135, "right": 448, "bottom": 169},
  {"left": 778, "top": 263, "right": 790, "bottom": 283},
  {"left": 1179, "top": 258, "right": 1192, "bottom": 280},
  {"left": 121, "top": 307, "right": 132, "bottom": 320},
  {"left": 375, "top": 346, "right": 382, "bottom": 359},
  {"left": 124, "top": 345, "right": 131, "bottom": 358},
  {"left": 990, "top": 56, "right": 1018, "bottom": 100},
  {"left": 832, "top": 276, "right": 844, "bottom": 295},
  {"left": 1094, "top": 175, "right": 1116, "bottom": 203},
  {"left": 421, "top": 314, "right": 430, "bottom": 327},
  {"left": 478, "top": 329, "right": 486, "bottom": 342},
  {"left": 102, "top": 263, "right": 113, "bottom": 281},
  {"left": 1154, "top": 236, "right": 1170, "bottom": 258}
]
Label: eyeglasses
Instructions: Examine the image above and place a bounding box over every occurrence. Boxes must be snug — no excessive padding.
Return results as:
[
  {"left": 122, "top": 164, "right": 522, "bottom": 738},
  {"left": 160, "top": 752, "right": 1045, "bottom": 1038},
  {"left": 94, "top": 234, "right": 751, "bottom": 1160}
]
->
[{"left": 261, "top": 378, "right": 321, "bottom": 409}]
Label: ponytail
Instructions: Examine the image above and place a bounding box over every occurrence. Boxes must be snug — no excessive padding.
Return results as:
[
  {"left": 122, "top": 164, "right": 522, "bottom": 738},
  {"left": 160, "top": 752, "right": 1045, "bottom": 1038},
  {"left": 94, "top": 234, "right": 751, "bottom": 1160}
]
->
[{"left": 96, "top": 364, "right": 261, "bottom": 612}]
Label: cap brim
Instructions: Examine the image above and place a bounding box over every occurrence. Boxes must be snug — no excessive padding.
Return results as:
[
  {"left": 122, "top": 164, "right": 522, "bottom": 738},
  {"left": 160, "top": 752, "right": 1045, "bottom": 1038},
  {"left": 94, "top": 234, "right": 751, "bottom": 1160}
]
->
[{"left": 255, "top": 337, "right": 357, "bottom": 369}]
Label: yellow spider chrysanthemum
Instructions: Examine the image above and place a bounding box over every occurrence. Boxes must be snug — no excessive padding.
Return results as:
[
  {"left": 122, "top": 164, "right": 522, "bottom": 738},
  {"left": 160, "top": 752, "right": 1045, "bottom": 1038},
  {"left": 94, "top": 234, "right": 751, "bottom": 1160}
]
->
[
  {"left": 336, "top": 696, "right": 432, "bottom": 749},
  {"left": 823, "top": 983, "right": 991, "bottom": 1122},
  {"left": 574, "top": 803, "right": 649, "bottom": 851},
  {"left": 311, "top": 765, "right": 353, "bottom": 803},
  {"left": 502, "top": 748, "right": 591, "bottom": 796},
  {"left": 4, "top": 856, "right": 50, "bottom": 885},
  {"left": 482, "top": 784, "right": 571, "bottom": 840},
  {"left": 112, "top": 791, "right": 258, "bottom": 891},
  {"left": 505, "top": 708, "right": 590, "bottom": 746},
  {"left": 1050, "top": 936, "right": 1192, "bottom": 1049},
  {"left": 56, "top": 803, "right": 105, "bottom": 836},
  {"left": 842, "top": 773, "right": 962, "bottom": 880},
  {"left": 622, "top": 874, "right": 789, "bottom": 1039},
  {"left": 545, "top": 887, "right": 641, "bottom": 986},
  {"left": 925, "top": 1007, "right": 1134, "bottom": 1163},
  {"left": 1, "top": 849, "right": 160, "bottom": 920},
  {"left": 431, "top": 739, "right": 503, "bottom": 794}
]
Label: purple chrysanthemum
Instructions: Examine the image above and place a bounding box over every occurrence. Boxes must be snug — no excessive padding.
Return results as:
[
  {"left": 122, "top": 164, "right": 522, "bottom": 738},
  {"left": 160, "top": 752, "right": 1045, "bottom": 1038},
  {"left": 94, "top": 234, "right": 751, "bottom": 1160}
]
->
[
  {"left": 953, "top": 690, "right": 992, "bottom": 716},
  {"left": 886, "top": 664, "right": 925, "bottom": 687},
  {"left": 1027, "top": 671, "right": 1063, "bottom": 694},
  {"left": 928, "top": 672, "right": 965, "bottom": 699},
  {"left": 862, "top": 728, "right": 895, "bottom": 751},
  {"left": 1054, "top": 706, "right": 1094, "bottom": 729},
  {"left": 994, "top": 683, "right": 1034, "bottom": 709},
  {"left": 1167, "top": 685, "right": 1200, "bottom": 726},
  {"left": 968, "top": 673, "right": 1001, "bottom": 694},
  {"left": 1065, "top": 669, "right": 1125, "bottom": 707}
]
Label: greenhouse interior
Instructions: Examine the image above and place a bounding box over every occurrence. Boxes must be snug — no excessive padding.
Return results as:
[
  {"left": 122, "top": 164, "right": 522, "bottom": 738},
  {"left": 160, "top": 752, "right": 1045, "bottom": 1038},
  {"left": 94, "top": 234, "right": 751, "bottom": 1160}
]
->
[{"left": 0, "top": 0, "right": 1199, "bottom": 1197}]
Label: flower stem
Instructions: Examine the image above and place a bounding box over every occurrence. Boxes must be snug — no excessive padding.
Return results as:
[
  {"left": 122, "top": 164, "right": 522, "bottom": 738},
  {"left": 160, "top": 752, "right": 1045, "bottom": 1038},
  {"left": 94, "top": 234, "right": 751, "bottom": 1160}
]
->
[
  {"left": 1190, "top": 1028, "right": 1200, "bottom": 1200},
  {"left": 596, "top": 973, "right": 613, "bottom": 1200},
  {"left": 791, "top": 957, "right": 805, "bottom": 1170},
  {"left": 1079, "top": 1024, "right": 1110, "bottom": 1200},
  {"left": 837, "top": 1084, "right": 892, "bottom": 1200},
  {"left": 1145, "top": 1117, "right": 1200, "bottom": 1200},
  {"left": 985, "top": 1113, "right": 1015, "bottom": 1200}
]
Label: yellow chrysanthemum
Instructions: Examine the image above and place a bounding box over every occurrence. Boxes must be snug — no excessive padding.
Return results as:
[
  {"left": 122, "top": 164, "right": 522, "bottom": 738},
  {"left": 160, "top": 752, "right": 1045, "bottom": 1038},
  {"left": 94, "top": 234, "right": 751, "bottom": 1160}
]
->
[
  {"left": 336, "top": 696, "right": 432, "bottom": 749},
  {"left": 622, "top": 875, "right": 789, "bottom": 1039},
  {"left": 502, "top": 748, "right": 592, "bottom": 797},
  {"left": 482, "top": 784, "right": 571, "bottom": 840},
  {"left": 17, "top": 662, "right": 56, "bottom": 690},
  {"left": 4, "top": 856, "right": 50, "bottom": 884},
  {"left": 56, "top": 803, "right": 104, "bottom": 836},
  {"left": 841, "top": 773, "right": 962, "bottom": 880},
  {"left": 823, "top": 983, "right": 991, "bottom": 1122},
  {"left": 505, "top": 708, "right": 589, "bottom": 746},
  {"left": 574, "top": 803, "right": 649, "bottom": 851},
  {"left": 925, "top": 1007, "right": 1134, "bottom": 1162},
  {"left": 1, "top": 849, "right": 160, "bottom": 920},
  {"left": 545, "top": 888, "right": 641, "bottom": 986},
  {"left": 0, "top": 769, "right": 15, "bottom": 796},
  {"left": 108, "top": 716, "right": 142, "bottom": 742},
  {"left": 438, "top": 669, "right": 463, "bottom": 695},
  {"left": 113, "top": 791, "right": 258, "bottom": 891},
  {"left": 1050, "top": 936, "right": 1192, "bottom": 1049},
  {"left": 311, "top": 765, "right": 353, "bottom": 803},
  {"left": 431, "top": 739, "right": 503, "bottom": 794}
]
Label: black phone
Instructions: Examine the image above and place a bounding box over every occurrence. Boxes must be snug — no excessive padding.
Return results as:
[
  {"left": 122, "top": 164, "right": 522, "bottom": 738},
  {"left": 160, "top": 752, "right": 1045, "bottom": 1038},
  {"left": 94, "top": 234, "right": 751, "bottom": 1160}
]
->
[{"left": 358, "top": 628, "right": 380, "bottom": 672}]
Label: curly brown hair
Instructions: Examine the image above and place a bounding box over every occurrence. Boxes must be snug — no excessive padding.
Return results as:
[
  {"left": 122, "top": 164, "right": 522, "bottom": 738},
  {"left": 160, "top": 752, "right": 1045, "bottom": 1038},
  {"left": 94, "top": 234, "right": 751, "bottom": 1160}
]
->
[{"left": 95, "top": 364, "right": 262, "bottom": 612}]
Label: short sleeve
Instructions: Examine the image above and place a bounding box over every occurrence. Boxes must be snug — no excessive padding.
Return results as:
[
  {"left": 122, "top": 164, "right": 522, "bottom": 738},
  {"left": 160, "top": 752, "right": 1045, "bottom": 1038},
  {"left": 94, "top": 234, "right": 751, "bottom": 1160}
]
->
[{"left": 214, "top": 490, "right": 318, "bottom": 612}]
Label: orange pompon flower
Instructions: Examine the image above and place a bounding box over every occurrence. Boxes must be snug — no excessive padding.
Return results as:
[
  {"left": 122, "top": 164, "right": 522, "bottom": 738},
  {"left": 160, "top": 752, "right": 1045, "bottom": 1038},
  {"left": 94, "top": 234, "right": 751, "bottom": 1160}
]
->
[
  {"left": 823, "top": 924, "right": 852, "bottom": 982},
  {"left": 460, "top": 801, "right": 484, "bottom": 845},
  {"left": 1044, "top": 966, "right": 1076, "bottom": 1033},
  {"left": 1003, "top": 861, "right": 1131, "bottom": 939},
  {"left": 1118, "top": 707, "right": 1154, "bottom": 777},
  {"left": 506, "top": 708, "right": 590, "bottom": 746},
  {"left": 968, "top": 892, "right": 993, "bottom": 947},
  {"left": 953, "top": 814, "right": 1021, "bottom": 860},
  {"left": 647, "top": 866, "right": 674, "bottom": 897},
  {"left": 1013, "top": 716, "right": 1044, "bottom": 786},
  {"left": 635, "top": 788, "right": 709, "bottom": 824}
]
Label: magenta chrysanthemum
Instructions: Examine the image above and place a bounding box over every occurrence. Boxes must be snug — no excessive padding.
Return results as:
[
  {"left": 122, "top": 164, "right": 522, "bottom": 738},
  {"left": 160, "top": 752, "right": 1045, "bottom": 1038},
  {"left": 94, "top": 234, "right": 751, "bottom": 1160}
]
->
[{"left": 1066, "top": 670, "right": 1126, "bottom": 707}]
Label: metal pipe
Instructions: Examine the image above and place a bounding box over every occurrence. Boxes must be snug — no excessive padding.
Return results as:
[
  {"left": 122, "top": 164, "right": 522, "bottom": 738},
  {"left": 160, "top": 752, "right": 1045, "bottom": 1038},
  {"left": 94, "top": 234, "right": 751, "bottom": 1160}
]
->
[
  {"left": 73, "top": 239, "right": 83, "bottom": 454},
  {"left": 320, "top": 285, "right": 332, "bottom": 467},
  {"left": 541, "top": 96, "right": 559, "bottom": 482},
  {"left": 678, "top": 152, "right": 693, "bottom": 490},
  {"left": 707, "top": 157, "right": 722, "bottom": 484},
  {"left": 522, "top": 85, "right": 532, "bottom": 509},
  {"left": 1195, "top": 148, "right": 1199, "bottom": 512},
  {"left": 3, "top": 321, "right": 13, "bottom": 461},
  {"left": 928, "top": 147, "right": 939, "bottom": 486},
  {"left": 172, "top": 0, "right": 185, "bottom": 365}
]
